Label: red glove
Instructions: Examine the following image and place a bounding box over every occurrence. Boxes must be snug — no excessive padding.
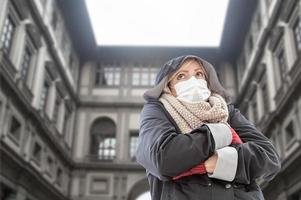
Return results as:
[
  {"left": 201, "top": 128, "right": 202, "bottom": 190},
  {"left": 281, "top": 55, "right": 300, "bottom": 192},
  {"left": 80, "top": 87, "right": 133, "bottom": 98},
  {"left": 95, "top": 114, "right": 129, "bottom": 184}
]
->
[
  {"left": 230, "top": 127, "right": 243, "bottom": 144},
  {"left": 172, "top": 163, "right": 206, "bottom": 180},
  {"left": 172, "top": 127, "right": 243, "bottom": 181}
]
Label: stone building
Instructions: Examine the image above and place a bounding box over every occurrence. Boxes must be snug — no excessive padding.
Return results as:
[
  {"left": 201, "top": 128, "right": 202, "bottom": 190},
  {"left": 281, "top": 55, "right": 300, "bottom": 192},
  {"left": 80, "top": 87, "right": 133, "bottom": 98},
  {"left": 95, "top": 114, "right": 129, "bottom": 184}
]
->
[
  {"left": 0, "top": 0, "right": 300, "bottom": 200},
  {"left": 234, "top": 0, "right": 301, "bottom": 199}
]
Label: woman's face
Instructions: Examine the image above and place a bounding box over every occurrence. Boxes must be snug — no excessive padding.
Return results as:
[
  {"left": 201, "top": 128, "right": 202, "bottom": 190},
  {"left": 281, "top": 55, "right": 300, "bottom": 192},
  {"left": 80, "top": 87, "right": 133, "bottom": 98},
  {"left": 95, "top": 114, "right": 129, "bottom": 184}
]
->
[{"left": 168, "top": 59, "right": 208, "bottom": 96}]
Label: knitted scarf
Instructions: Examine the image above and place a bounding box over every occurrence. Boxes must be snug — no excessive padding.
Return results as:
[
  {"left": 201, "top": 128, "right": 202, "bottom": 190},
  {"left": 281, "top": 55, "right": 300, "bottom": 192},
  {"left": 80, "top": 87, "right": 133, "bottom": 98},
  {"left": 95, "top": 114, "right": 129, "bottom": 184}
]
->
[
  {"left": 158, "top": 89, "right": 228, "bottom": 180},
  {"left": 159, "top": 88, "right": 243, "bottom": 180},
  {"left": 159, "top": 91, "right": 229, "bottom": 134}
]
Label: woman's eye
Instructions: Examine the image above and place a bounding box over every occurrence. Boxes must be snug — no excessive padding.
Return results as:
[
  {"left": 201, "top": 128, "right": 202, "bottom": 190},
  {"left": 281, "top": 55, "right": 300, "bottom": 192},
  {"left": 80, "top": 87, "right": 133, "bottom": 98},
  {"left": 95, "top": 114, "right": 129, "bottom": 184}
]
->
[
  {"left": 196, "top": 72, "right": 204, "bottom": 77},
  {"left": 177, "top": 74, "right": 185, "bottom": 80}
]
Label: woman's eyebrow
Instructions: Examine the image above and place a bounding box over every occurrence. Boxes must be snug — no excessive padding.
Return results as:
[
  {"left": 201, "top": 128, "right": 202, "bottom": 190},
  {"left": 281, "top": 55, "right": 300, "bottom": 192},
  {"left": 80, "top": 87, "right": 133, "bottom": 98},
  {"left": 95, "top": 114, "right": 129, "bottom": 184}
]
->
[
  {"left": 175, "top": 68, "right": 203, "bottom": 76},
  {"left": 175, "top": 70, "right": 189, "bottom": 74}
]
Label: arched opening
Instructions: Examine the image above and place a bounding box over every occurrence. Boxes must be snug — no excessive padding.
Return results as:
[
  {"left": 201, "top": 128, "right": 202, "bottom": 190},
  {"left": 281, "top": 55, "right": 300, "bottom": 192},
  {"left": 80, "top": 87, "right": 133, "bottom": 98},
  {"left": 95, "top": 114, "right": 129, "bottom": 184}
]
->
[
  {"left": 90, "top": 117, "right": 116, "bottom": 161},
  {"left": 127, "top": 178, "right": 150, "bottom": 200},
  {"left": 136, "top": 191, "right": 151, "bottom": 200}
]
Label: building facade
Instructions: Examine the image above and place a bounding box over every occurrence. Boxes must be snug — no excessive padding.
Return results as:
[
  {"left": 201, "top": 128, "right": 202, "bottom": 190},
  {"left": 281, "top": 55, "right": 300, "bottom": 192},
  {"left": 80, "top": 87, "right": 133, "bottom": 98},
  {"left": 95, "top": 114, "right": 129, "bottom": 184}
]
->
[
  {"left": 234, "top": 0, "right": 301, "bottom": 199},
  {"left": 0, "top": 0, "right": 78, "bottom": 199},
  {"left": 0, "top": 0, "right": 300, "bottom": 200}
]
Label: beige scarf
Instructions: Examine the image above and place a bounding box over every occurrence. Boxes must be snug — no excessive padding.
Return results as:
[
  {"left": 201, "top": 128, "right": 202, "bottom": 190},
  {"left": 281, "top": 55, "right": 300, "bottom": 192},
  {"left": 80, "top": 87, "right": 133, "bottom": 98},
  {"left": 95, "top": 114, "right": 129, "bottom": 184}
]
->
[{"left": 159, "top": 88, "right": 229, "bottom": 134}]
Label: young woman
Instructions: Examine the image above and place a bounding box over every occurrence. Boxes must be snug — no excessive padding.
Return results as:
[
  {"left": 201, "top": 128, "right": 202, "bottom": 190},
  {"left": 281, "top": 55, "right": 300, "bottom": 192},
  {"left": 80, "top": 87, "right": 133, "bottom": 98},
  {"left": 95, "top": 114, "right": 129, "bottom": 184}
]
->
[{"left": 136, "top": 55, "right": 281, "bottom": 200}]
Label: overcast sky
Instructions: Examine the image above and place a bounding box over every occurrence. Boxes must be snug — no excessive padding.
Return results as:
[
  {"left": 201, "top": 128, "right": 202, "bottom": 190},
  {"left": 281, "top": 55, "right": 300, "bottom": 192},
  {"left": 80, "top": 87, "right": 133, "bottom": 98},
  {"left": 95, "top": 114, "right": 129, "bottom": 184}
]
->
[{"left": 85, "top": 0, "right": 229, "bottom": 47}]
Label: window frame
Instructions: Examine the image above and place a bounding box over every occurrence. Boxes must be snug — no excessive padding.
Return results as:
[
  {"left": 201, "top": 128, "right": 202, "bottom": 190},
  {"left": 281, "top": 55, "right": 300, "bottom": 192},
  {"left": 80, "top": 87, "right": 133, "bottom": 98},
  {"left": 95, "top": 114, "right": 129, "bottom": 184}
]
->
[
  {"left": 273, "top": 40, "right": 287, "bottom": 91},
  {"left": 0, "top": 3, "right": 20, "bottom": 57},
  {"left": 31, "top": 139, "right": 43, "bottom": 166},
  {"left": 97, "top": 136, "right": 116, "bottom": 161},
  {"left": 62, "top": 104, "right": 70, "bottom": 136},
  {"left": 55, "top": 167, "right": 63, "bottom": 186},
  {"left": 45, "top": 153, "right": 55, "bottom": 178},
  {"left": 284, "top": 120, "right": 297, "bottom": 149},
  {"left": 281, "top": 108, "right": 300, "bottom": 158},
  {"left": 52, "top": 88, "right": 63, "bottom": 126},
  {"left": 129, "top": 130, "right": 139, "bottom": 161},
  {"left": 7, "top": 114, "right": 22, "bottom": 145},
  {"left": 287, "top": 4, "right": 301, "bottom": 54},
  {"left": 39, "top": 70, "right": 52, "bottom": 113},
  {"left": 90, "top": 117, "right": 117, "bottom": 161},
  {"left": 131, "top": 65, "right": 158, "bottom": 87},
  {"left": 94, "top": 64, "right": 121, "bottom": 87},
  {"left": 19, "top": 35, "right": 37, "bottom": 86},
  {"left": 258, "top": 67, "right": 270, "bottom": 115}
]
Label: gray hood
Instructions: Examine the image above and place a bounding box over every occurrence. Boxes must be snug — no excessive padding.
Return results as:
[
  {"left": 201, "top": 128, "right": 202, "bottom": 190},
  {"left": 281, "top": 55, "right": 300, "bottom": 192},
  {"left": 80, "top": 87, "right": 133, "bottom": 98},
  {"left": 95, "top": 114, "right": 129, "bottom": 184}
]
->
[{"left": 144, "top": 55, "right": 230, "bottom": 103}]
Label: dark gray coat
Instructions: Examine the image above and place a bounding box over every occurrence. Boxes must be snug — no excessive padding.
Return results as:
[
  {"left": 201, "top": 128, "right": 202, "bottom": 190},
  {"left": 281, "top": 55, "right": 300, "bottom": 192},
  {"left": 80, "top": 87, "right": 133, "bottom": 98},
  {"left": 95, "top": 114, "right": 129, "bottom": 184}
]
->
[{"left": 136, "top": 55, "right": 281, "bottom": 200}]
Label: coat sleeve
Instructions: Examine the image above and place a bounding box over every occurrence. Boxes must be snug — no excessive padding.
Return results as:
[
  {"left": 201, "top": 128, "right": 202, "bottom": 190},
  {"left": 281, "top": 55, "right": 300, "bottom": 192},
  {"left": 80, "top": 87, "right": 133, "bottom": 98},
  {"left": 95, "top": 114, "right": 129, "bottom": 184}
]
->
[
  {"left": 228, "top": 104, "right": 281, "bottom": 184},
  {"left": 136, "top": 102, "right": 216, "bottom": 181}
]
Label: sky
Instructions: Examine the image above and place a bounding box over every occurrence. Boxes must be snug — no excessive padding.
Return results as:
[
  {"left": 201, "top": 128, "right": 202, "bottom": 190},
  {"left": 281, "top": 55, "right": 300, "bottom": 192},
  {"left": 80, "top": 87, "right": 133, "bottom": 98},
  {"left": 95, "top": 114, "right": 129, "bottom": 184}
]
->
[{"left": 85, "top": 0, "right": 229, "bottom": 47}]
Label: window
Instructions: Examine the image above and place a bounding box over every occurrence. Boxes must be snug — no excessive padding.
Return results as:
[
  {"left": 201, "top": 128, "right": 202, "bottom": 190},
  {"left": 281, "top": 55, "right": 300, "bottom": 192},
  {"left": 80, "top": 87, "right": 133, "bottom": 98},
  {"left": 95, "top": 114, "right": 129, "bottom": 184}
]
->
[
  {"left": 0, "top": 184, "right": 16, "bottom": 200},
  {"left": 261, "top": 83, "right": 269, "bottom": 112},
  {"left": 8, "top": 116, "right": 21, "bottom": 143},
  {"left": 46, "top": 156, "right": 54, "bottom": 176},
  {"left": 273, "top": 44, "right": 287, "bottom": 90},
  {"left": 132, "top": 66, "right": 157, "bottom": 86},
  {"left": 98, "top": 137, "right": 116, "bottom": 160},
  {"left": 90, "top": 117, "right": 117, "bottom": 160},
  {"left": 0, "top": 15, "right": 16, "bottom": 54},
  {"left": 293, "top": 18, "right": 301, "bottom": 52},
  {"left": 20, "top": 46, "right": 32, "bottom": 82},
  {"left": 285, "top": 121, "right": 296, "bottom": 146},
  {"left": 132, "top": 68, "right": 140, "bottom": 85},
  {"left": 62, "top": 107, "right": 70, "bottom": 136},
  {"left": 56, "top": 168, "right": 63, "bottom": 186},
  {"left": 129, "top": 131, "right": 139, "bottom": 160},
  {"left": 95, "top": 65, "right": 121, "bottom": 86},
  {"left": 259, "top": 71, "right": 270, "bottom": 113},
  {"left": 40, "top": 76, "right": 50, "bottom": 111},
  {"left": 32, "top": 142, "right": 42, "bottom": 163},
  {"left": 277, "top": 49, "right": 287, "bottom": 80},
  {"left": 52, "top": 91, "right": 62, "bottom": 125},
  {"left": 150, "top": 68, "right": 157, "bottom": 85}
]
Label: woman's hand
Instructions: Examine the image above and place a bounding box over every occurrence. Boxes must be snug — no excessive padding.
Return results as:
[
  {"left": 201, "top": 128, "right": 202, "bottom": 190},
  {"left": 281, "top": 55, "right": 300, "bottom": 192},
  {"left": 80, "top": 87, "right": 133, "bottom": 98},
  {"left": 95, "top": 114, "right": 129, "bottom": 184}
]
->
[{"left": 204, "top": 152, "right": 218, "bottom": 173}]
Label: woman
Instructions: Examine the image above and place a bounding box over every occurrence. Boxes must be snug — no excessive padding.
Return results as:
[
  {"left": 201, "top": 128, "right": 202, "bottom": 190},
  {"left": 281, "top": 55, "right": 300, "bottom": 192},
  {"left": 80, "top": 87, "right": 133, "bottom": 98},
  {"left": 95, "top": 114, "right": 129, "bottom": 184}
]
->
[{"left": 136, "top": 55, "right": 281, "bottom": 200}]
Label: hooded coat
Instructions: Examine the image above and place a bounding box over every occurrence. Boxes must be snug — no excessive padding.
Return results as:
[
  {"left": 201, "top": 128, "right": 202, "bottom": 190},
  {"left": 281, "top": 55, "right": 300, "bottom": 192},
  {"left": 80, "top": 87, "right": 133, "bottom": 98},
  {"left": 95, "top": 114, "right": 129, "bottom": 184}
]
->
[{"left": 136, "top": 55, "right": 281, "bottom": 200}]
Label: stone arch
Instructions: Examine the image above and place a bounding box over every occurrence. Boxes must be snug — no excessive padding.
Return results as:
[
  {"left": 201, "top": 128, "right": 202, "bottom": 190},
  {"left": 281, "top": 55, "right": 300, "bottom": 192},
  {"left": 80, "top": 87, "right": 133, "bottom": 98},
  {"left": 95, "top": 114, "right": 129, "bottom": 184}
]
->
[
  {"left": 127, "top": 178, "right": 150, "bottom": 200},
  {"left": 89, "top": 116, "right": 117, "bottom": 160}
]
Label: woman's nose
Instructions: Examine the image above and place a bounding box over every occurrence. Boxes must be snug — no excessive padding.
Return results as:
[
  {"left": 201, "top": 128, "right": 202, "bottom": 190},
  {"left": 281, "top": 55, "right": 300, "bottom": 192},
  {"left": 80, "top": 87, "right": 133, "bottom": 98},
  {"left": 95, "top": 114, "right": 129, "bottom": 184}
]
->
[{"left": 187, "top": 72, "right": 203, "bottom": 79}]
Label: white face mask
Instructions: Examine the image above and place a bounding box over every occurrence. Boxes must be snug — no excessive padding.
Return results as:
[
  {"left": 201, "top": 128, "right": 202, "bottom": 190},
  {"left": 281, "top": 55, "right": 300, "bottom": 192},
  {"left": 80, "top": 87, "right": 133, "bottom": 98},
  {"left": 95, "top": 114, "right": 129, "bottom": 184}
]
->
[{"left": 174, "top": 76, "right": 211, "bottom": 103}]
